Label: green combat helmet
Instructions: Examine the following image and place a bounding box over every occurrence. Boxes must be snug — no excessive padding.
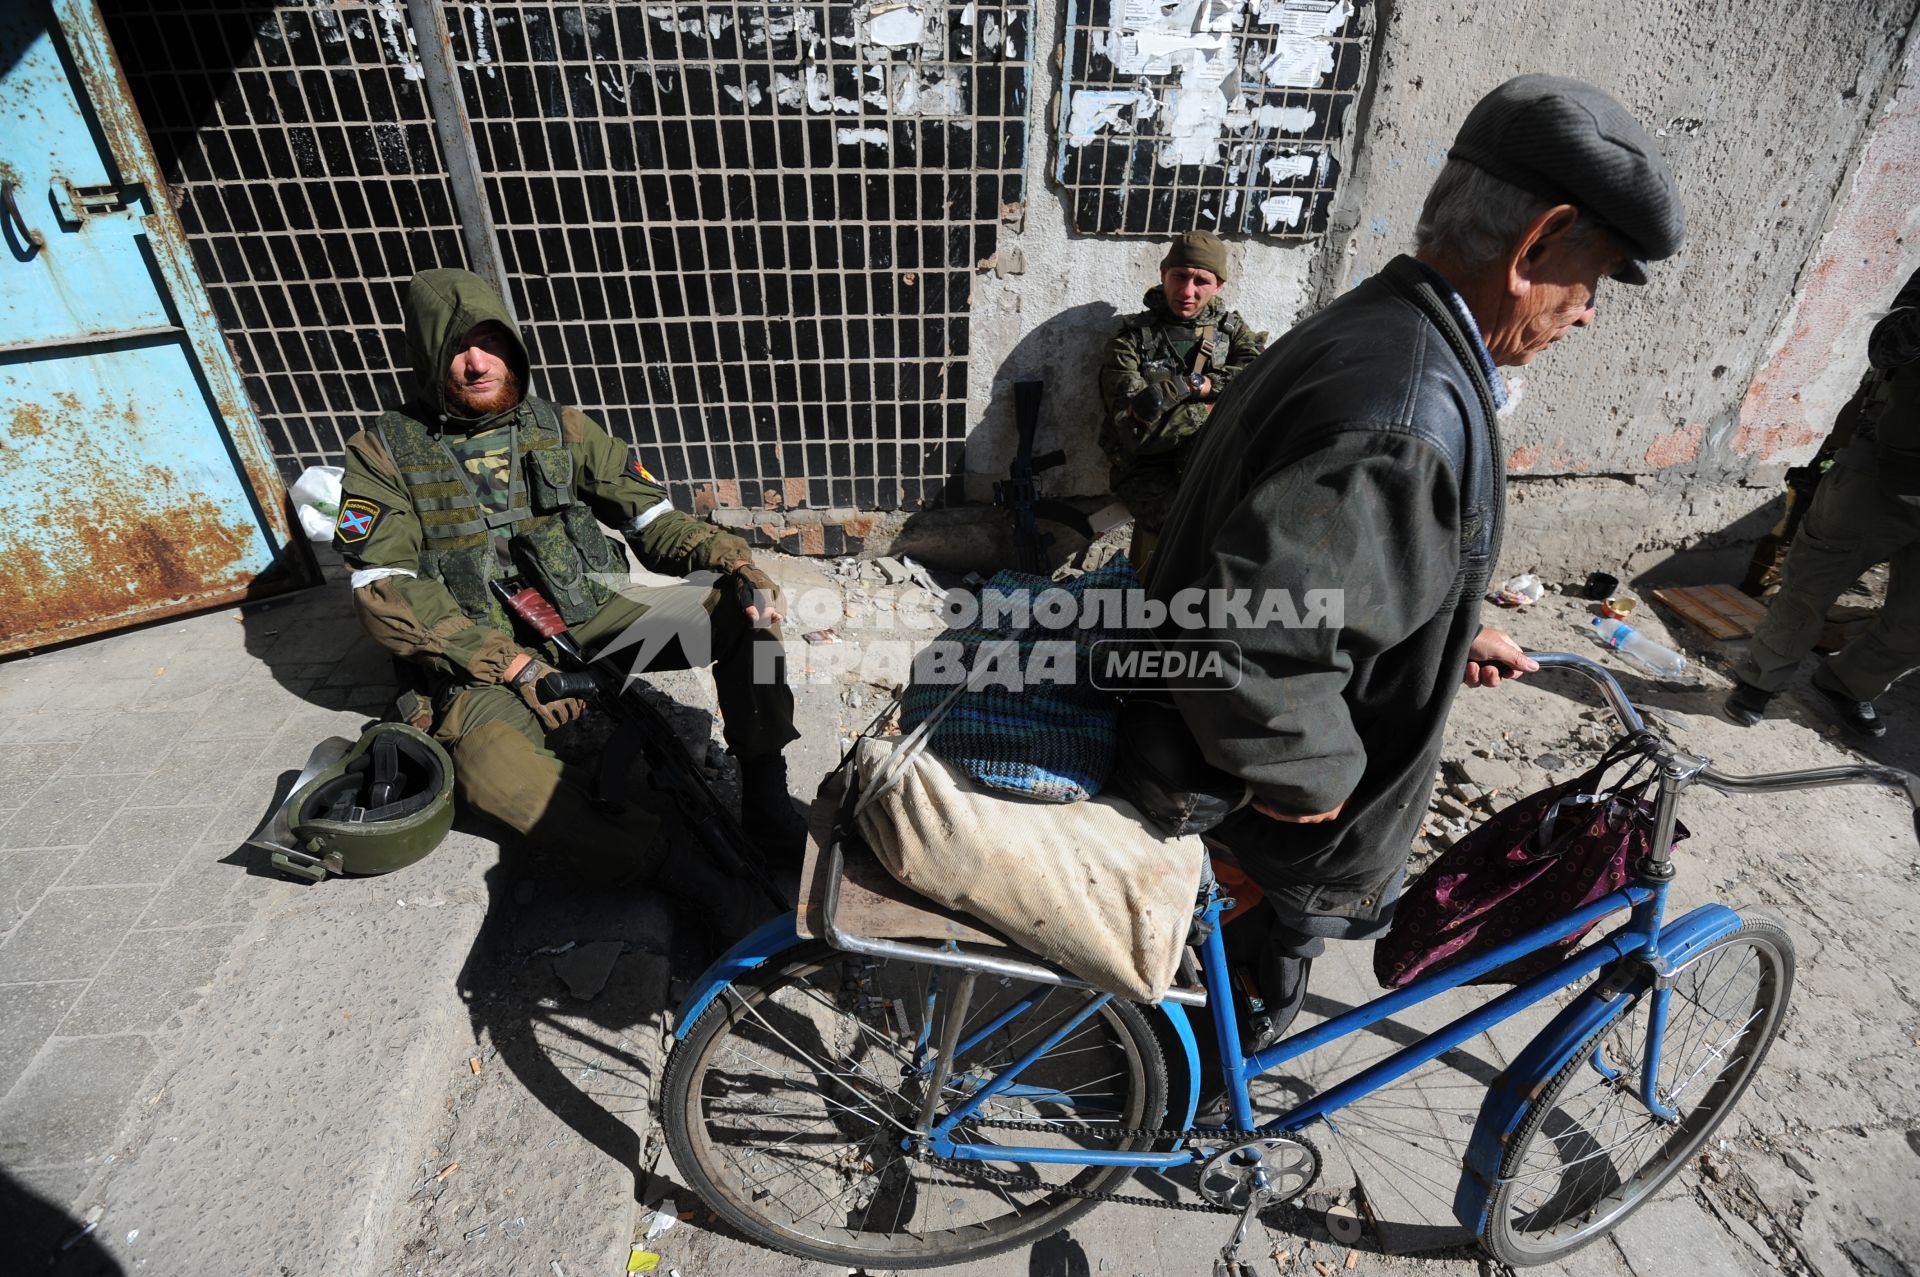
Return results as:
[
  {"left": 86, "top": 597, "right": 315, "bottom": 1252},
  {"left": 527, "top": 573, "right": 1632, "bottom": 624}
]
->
[{"left": 248, "top": 723, "right": 455, "bottom": 882}]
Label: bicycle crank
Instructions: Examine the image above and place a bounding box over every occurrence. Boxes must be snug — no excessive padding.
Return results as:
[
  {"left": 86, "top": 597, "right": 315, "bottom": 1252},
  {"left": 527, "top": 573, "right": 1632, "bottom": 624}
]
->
[{"left": 1202, "top": 1135, "right": 1320, "bottom": 1276}]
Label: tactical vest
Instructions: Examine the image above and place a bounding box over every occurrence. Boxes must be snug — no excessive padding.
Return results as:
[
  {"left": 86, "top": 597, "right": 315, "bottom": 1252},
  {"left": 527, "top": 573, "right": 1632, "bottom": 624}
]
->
[
  {"left": 375, "top": 398, "right": 626, "bottom": 634},
  {"left": 1125, "top": 311, "right": 1238, "bottom": 378}
]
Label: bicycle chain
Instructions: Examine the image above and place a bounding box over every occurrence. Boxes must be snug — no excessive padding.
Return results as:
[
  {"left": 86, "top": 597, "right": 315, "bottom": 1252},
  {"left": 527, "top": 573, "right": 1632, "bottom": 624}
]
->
[{"left": 910, "top": 1118, "right": 1320, "bottom": 1217}]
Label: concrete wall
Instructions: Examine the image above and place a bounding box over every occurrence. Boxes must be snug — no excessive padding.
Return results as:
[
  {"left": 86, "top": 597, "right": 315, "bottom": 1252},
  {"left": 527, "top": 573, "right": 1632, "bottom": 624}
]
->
[{"left": 966, "top": 0, "right": 1920, "bottom": 581}]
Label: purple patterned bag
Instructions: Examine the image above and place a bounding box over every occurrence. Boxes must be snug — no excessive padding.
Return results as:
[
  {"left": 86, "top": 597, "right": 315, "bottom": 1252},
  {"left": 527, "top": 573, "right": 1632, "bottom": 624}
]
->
[{"left": 1374, "top": 737, "right": 1686, "bottom": 989}]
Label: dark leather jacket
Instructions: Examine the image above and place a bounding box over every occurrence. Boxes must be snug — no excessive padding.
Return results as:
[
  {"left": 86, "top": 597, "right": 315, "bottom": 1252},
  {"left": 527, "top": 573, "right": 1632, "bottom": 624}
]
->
[{"left": 1145, "top": 254, "right": 1505, "bottom": 919}]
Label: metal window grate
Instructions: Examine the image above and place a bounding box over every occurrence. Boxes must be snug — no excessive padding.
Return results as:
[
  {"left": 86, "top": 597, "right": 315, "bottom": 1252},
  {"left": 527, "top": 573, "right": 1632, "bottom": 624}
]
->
[
  {"left": 452, "top": 1, "right": 1030, "bottom": 513},
  {"left": 1056, "top": 0, "right": 1370, "bottom": 237},
  {"left": 104, "top": 1, "right": 1032, "bottom": 520},
  {"left": 103, "top": 2, "right": 467, "bottom": 473}
]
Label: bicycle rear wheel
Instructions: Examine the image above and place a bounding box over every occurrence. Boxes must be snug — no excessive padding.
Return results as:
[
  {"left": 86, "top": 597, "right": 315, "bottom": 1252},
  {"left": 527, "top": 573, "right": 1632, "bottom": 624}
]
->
[
  {"left": 662, "top": 943, "right": 1167, "bottom": 1268},
  {"left": 1482, "top": 918, "right": 1794, "bottom": 1266}
]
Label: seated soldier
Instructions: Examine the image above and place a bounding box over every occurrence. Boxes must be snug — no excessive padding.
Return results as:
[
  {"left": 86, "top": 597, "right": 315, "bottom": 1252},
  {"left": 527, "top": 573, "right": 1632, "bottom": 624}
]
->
[
  {"left": 1098, "top": 231, "right": 1265, "bottom": 567},
  {"left": 334, "top": 268, "right": 805, "bottom": 895}
]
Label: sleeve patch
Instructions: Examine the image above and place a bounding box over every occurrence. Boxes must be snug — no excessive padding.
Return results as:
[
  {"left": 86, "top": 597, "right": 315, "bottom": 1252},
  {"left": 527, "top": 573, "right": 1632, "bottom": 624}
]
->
[
  {"left": 333, "top": 496, "right": 387, "bottom": 545},
  {"left": 631, "top": 454, "right": 659, "bottom": 482}
]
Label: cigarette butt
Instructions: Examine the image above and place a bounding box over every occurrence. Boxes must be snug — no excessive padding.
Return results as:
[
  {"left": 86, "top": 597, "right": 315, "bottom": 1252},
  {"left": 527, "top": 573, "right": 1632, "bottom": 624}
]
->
[
  {"left": 435, "top": 1162, "right": 459, "bottom": 1182},
  {"left": 1346, "top": 1251, "right": 1358, "bottom": 1269},
  {"left": 1314, "top": 1264, "right": 1331, "bottom": 1276},
  {"left": 1272, "top": 1251, "right": 1290, "bottom": 1265},
  {"left": 469, "top": 1058, "right": 481, "bottom": 1074}
]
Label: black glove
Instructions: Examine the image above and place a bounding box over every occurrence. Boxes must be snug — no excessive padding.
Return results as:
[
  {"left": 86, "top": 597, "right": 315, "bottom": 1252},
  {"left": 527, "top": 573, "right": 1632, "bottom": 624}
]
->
[
  {"left": 1129, "top": 369, "right": 1191, "bottom": 422},
  {"left": 729, "top": 561, "right": 783, "bottom": 628}
]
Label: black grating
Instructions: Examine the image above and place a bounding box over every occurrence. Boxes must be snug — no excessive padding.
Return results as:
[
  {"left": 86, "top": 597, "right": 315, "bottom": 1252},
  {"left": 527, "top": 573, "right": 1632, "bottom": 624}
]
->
[
  {"left": 104, "top": 2, "right": 467, "bottom": 471},
  {"left": 1056, "top": 0, "right": 1370, "bottom": 237},
  {"left": 104, "top": 1, "right": 1032, "bottom": 518},
  {"left": 452, "top": 2, "right": 1029, "bottom": 513}
]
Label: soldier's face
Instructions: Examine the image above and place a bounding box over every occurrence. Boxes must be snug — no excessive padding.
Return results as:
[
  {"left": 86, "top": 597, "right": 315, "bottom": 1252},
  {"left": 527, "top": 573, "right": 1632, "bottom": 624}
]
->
[
  {"left": 1161, "top": 266, "right": 1222, "bottom": 320},
  {"left": 445, "top": 322, "right": 522, "bottom": 415}
]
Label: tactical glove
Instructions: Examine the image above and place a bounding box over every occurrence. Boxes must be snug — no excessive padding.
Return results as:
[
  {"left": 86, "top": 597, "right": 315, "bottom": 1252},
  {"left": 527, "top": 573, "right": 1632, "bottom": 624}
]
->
[
  {"left": 1129, "top": 369, "right": 1191, "bottom": 423},
  {"left": 729, "top": 561, "right": 783, "bottom": 629},
  {"left": 510, "top": 655, "right": 587, "bottom": 731}
]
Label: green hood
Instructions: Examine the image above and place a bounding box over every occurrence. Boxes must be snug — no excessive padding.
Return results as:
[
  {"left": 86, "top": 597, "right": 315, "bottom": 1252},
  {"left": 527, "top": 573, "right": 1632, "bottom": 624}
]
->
[
  {"left": 403, "top": 268, "right": 530, "bottom": 423},
  {"left": 1142, "top": 285, "right": 1229, "bottom": 326}
]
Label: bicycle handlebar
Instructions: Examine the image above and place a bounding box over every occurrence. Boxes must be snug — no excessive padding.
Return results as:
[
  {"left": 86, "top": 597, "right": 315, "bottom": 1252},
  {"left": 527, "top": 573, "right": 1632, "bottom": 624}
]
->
[{"left": 1520, "top": 651, "right": 1920, "bottom": 840}]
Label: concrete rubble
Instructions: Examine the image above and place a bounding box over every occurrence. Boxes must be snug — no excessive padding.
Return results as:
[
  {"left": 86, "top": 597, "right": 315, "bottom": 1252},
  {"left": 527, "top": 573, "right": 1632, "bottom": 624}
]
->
[{"left": 0, "top": 549, "right": 1915, "bottom": 1276}]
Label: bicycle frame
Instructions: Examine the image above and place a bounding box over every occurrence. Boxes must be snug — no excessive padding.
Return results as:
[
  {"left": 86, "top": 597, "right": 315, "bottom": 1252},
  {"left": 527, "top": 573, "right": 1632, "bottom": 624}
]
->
[{"left": 669, "top": 650, "right": 1920, "bottom": 1229}]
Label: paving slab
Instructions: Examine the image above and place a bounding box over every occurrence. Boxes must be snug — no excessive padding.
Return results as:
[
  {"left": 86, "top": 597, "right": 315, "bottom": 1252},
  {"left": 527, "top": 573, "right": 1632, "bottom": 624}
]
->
[
  {"left": 58, "top": 924, "right": 247, "bottom": 1035},
  {"left": 0, "top": 777, "right": 134, "bottom": 850},
  {"left": 0, "top": 1034, "right": 160, "bottom": 1168},
  {"left": 52, "top": 806, "right": 218, "bottom": 887},
  {"left": 0, "top": 847, "right": 82, "bottom": 934},
  {"left": 0, "top": 886, "right": 152, "bottom": 983},
  {"left": 0, "top": 981, "right": 86, "bottom": 1095}
]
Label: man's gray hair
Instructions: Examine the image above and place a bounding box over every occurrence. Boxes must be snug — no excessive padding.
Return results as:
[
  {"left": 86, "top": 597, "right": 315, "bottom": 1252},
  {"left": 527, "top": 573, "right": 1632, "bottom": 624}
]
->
[{"left": 1413, "top": 159, "right": 1609, "bottom": 269}]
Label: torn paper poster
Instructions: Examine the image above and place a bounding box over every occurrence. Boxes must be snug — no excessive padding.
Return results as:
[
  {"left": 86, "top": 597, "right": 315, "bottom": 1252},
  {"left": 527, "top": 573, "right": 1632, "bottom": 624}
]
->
[
  {"left": 1162, "top": 81, "right": 1234, "bottom": 166},
  {"left": 865, "top": 4, "right": 925, "bottom": 47},
  {"left": 1257, "top": 104, "right": 1317, "bottom": 131},
  {"left": 1260, "top": 35, "right": 1335, "bottom": 87},
  {"left": 1067, "top": 90, "right": 1144, "bottom": 145},
  {"left": 837, "top": 127, "right": 890, "bottom": 147},
  {"left": 1260, "top": 194, "right": 1306, "bottom": 228},
  {"left": 1200, "top": 0, "right": 1246, "bottom": 33},
  {"left": 1263, "top": 153, "right": 1314, "bottom": 182},
  {"left": 1256, "top": 0, "right": 1352, "bottom": 33}
]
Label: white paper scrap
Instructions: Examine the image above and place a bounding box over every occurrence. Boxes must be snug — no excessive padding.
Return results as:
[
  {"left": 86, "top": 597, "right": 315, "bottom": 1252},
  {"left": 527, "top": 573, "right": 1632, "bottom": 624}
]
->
[
  {"left": 1066, "top": 90, "right": 1142, "bottom": 144},
  {"left": 1259, "top": 35, "right": 1334, "bottom": 87},
  {"left": 1260, "top": 194, "right": 1306, "bottom": 228},
  {"left": 1256, "top": 0, "right": 1352, "bottom": 34},
  {"left": 866, "top": 6, "right": 925, "bottom": 47},
  {"left": 1263, "top": 153, "right": 1314, "bottom": 182},
  {"left": 1257, "top": 104, "right": 1317, "bottom": 132}
]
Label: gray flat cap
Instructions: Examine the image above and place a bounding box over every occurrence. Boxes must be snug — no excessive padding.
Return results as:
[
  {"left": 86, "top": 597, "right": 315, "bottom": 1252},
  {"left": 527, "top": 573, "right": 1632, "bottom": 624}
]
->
[{"left": 1449, "top": 74, "right": 1683, "bottom": 285}]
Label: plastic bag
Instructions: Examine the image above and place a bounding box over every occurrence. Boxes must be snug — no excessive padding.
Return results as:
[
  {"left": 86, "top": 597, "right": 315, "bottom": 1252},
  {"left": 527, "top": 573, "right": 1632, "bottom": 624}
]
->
[{"left": 290, "top": 465, "right": 344, "bottom": 543}]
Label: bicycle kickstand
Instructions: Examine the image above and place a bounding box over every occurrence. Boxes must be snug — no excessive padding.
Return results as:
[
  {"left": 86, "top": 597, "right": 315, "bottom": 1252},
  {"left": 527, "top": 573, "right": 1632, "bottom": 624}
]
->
[{"left": 1214, "top": 1182, "right": 1274, "bottom": 1277}]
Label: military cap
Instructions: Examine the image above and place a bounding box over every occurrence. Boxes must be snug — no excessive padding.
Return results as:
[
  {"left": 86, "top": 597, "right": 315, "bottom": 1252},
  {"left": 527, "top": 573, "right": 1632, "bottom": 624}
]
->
[
  {"left": 1161, "top": 231, "right": 1229, "bottom": 283},
  {"left": 1448, "top": 74, "right": 1683, "bottom": 285}
]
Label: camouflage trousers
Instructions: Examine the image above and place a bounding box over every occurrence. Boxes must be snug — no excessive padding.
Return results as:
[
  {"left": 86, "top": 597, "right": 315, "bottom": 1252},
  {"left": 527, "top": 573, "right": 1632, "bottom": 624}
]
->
[
  {"left": 432, "top": 582, "right": 797, "bottom": 885},
  {"left": 1115, "top": 458, "right": 1183, "bottom": 570}
]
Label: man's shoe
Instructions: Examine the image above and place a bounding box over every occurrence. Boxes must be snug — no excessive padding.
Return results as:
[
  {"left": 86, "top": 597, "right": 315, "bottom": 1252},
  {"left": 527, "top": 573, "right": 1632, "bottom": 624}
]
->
[
  {"left": 1723, "top": 681, "right": 1772, "bottom": 727},
  {"left": 1810, "top": 679, "right": 1887, "bottom": 738},
  {"left": 739, "top": 754, "right": 809, "bottom": 865}
]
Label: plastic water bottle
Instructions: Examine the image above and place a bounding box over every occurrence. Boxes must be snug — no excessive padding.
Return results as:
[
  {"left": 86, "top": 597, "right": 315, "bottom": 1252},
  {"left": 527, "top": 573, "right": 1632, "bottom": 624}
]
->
[{"left": 1589, "top": 617, "right": 1687, "bottom": 678}]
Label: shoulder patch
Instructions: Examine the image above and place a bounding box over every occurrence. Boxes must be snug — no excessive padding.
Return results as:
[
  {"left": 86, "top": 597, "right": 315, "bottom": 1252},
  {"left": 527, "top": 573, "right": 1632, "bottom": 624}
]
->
[
  {"left": 630, "top": 453, "right": 660, "bottom": 483},
  {"left": 333, "top": 496, "right": 387, "bottom": 545}
]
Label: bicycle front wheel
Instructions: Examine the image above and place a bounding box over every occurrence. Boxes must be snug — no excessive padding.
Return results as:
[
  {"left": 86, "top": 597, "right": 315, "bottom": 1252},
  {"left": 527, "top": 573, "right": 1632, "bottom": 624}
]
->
[
  {"left": 662, "top": 943, "right": 1168, "bottom": 1268},
  {"left": 1483, "top": 918, "right": 1794, "bottom": 1266}
]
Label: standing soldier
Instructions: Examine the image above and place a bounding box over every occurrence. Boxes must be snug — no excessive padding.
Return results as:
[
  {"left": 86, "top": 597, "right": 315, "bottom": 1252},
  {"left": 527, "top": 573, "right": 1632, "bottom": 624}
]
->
[
  {"left": 1099, "top": 231, "right": 1265, "bottom": 567},
  {"left": 335, "top": 268, "right": 805, "bottom": 893}
]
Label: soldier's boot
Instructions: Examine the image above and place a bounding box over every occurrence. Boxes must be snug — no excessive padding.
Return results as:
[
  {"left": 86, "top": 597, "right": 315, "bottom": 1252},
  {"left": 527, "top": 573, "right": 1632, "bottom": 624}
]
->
[{"left": 739, "top": 753, "right": 808, "bottom": 867}]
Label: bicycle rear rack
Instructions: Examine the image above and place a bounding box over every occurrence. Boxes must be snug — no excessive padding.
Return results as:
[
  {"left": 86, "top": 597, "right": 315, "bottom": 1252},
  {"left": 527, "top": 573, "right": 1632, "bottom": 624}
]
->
[{"left": 817, "top": 837, "right": 1212, "bottom": 1008}]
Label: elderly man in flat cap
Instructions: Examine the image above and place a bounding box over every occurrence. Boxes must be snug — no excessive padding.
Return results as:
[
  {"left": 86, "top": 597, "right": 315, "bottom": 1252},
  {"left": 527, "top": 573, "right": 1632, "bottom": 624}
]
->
[
  {"left": 1142, "top": 75, "right": 1685, "bottom": 1054},
  {"left": 1099, "top": 230, "right": 1266, "bottom": 567}
]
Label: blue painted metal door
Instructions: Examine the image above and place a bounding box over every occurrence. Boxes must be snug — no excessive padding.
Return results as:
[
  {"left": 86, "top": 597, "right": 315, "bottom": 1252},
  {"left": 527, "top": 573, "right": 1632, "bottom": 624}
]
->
[{"left": 0, "top": 0, "right": 314, "bottom": 656}]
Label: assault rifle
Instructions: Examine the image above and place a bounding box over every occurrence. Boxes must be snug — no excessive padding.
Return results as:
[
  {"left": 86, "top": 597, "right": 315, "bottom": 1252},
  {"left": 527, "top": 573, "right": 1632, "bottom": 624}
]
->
[
  {"left": 490, "top": 579, "right": 787, "bottom": 910},
  {"left": 993, "top": 379, "right": 1094, "bottom": 574}
]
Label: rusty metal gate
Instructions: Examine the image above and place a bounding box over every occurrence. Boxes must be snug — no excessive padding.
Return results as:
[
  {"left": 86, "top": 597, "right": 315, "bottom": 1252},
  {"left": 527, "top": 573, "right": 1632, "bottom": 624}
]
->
[
  {"left": 99, "top": 1, "right": 1033, "bottom": 538},
  {"left": 1, "top": 0, "right": 314, "bottom": 656}
]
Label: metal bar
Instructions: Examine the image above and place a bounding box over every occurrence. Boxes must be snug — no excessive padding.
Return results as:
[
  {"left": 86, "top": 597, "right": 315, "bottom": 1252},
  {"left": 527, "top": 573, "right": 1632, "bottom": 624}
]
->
[
  {"left": 1266, "top": 930, "right": 1644, "bottom": 1131},
  {"left": 1639, "top": 984, "right": 1679, "bottom": 1121},
  {"left": 1243, "top": 886, "right": 1654, "bottom": 1076},
  {"left": 819, "top": 840, "right": 1210, "bottom": 1008},
  {"left": 405, "top": 0, "right": 514, "bottom": 322},
  {"left": 933, "top": 991, "right": 1114, "bottom": 1134},
  {"left": 940, "top": 1141, "right": 1193, "bottom": 1169},
  {"left": 0, "top": 323, "right": 181, "bottom": 355},
  {"left": 1200, "top": 907, "right": 1256, "bottom": 1131},
  {"left": 1526, "top": 652, "right": 1649, "bottom": 735},
  {"left": 915, "top": 970, "right": 976, "bottom": 1135}
]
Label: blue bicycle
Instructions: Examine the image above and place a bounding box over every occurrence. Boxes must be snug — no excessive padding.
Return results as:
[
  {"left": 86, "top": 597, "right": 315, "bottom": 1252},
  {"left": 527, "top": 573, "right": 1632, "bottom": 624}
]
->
[{"left": 659, "top": 653, "right": 1920, "bottom": 1269}]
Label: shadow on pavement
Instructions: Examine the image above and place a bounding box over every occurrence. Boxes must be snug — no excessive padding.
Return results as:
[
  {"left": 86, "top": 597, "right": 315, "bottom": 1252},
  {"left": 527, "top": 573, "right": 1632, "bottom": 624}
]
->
[{"left": 2, "top": 1165, "right": 124, "bottom": 1276}]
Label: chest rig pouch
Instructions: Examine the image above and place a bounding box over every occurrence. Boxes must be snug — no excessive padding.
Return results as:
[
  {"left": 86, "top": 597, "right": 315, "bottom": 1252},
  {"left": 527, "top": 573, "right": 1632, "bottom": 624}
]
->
[{"left": 375, "top": 399, "right": 626, "bottom": 635}]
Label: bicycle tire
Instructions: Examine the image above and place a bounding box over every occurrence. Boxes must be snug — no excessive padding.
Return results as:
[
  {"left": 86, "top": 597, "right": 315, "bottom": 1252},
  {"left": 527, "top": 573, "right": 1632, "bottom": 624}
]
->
[
  {"left": 1482, "top": 917, "right": 1794, "bottom": 1266},
  {"left": 662, "top": 942, "right": 1168, "bottom": 1268}
]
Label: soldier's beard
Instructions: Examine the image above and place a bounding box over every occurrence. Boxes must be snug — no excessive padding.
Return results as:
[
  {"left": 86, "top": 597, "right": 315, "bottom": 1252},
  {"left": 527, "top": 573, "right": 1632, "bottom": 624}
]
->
[{"left": 444, "top": 364, "right": 523, "bottom": 417}]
